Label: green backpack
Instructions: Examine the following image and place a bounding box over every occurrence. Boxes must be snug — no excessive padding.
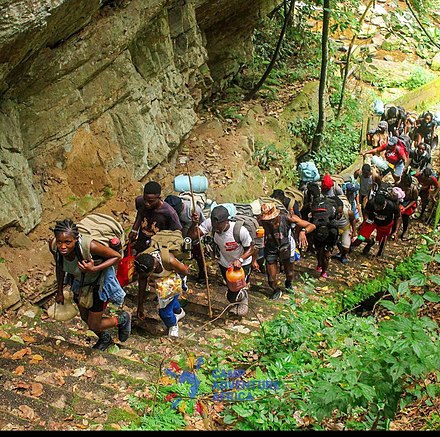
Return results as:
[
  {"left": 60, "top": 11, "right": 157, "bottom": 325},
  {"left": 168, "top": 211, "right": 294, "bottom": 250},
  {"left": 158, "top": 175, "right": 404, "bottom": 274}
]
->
[
  {"left": 77, "top": 213, "right": 126, "bottom": 260},
  {"left": 50, "top": 213, "right": 125, "bottom": 259},
  {"left": 50, "top": 213, "right": 126, "bottom": 309},
  {"left": 283, "top": 187, "right": 304, "bottom": 211},
  {"left": 144, "top": 229, "right": 185, "bottom": 270}
]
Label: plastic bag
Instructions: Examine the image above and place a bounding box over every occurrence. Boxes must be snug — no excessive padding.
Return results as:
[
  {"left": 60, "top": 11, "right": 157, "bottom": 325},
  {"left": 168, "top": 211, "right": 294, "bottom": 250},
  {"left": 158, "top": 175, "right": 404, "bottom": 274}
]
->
[
  {"left": 116, "top": 243, "right": 136, "bottom": 287},
  {"left": 47, "top": 289, "right": 78, "bottom": 321},
  {"left": 155, "top": 273, "right": 182, "bottom": 300}
]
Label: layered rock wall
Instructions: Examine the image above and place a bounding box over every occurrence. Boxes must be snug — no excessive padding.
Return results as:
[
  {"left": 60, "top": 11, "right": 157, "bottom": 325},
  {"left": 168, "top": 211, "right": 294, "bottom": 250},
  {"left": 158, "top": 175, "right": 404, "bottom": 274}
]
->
[{"left": 0, "top": 0, "right": 277, "bottom": 233}]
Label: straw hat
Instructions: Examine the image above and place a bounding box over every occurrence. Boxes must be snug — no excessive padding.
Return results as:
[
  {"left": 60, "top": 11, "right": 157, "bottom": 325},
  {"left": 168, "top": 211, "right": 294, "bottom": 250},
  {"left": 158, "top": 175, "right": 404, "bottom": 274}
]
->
[
  {"left": 260, "top": 203, "right": 280, "bottom": 221},
  {"left": 47, "top": 290, "right": 78, "bottom": 321}
]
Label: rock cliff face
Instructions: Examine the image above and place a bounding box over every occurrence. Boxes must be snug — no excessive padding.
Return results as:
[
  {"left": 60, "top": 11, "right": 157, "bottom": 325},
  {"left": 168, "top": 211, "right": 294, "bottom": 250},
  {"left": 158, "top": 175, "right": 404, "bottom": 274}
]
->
[{"left": 0, "top": 0, "right": 277, "bottom": 233}]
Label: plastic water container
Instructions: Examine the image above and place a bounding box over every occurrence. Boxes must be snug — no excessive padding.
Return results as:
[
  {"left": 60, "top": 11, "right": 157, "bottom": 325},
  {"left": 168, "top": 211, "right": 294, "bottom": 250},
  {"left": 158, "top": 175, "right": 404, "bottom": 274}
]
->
[
  {"left": 173, "top": 175, "right": 208, "bottom": 193},
  {"left": 371, "top": 155, "right": 389, "bottom": 172},
  {"left": 210, "top": 201, "right": 237, "bottom": 218},
  {"left": 226, "top": 266, "right": 246, "bottom": 292}
]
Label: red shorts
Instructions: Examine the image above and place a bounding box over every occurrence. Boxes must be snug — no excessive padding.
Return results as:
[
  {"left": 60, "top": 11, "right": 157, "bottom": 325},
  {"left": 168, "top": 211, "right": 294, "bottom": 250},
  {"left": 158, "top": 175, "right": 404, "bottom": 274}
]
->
[
  {"left": 400, "top": 203, "right": 417, "bottom": 216},
  {"left": 359, "top": 221, "right": 394, "bottom": 243}
]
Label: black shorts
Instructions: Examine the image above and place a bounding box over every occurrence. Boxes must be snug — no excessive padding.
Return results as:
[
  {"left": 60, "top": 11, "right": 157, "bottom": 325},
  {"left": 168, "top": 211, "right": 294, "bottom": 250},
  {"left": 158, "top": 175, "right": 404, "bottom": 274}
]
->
[
  {"left": 313, "top": 227, "right": 339, "bottom": 251},
  {"left": 73, "top": 282, "right": 107, "bottom": 313}
]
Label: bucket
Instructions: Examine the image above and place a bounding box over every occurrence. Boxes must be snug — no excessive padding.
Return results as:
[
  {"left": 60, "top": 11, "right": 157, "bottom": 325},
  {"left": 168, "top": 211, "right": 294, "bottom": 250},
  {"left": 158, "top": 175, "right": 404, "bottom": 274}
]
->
[{"left": 173, "top": 175, "right": 208, "bottom": 193}]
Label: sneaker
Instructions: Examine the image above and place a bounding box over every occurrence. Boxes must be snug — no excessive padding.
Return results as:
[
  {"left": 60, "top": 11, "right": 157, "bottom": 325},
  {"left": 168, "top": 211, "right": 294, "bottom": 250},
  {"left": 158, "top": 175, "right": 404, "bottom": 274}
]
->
[
  {"left": 235, "top": 289, "right": 249, "bottom": 316},
  {"left": 321, "top": 272, "right": 329, "bottom": 279},
  {"left": 341, "top": 257, "right": 349, "bottom": 264},
  {"left": 270, "top": 288, "right": 283, "bottom": 300},
  {"left": 175, "top": 309, "right": 186, "bottom": 323},
  {"left": 362, "top": 241, "right": 375, "bottom": 255},
  {"left": 92, "top": 332, "right": 114, "bottom": 351},
  {"left": 168, "top": 325, "right": 179, "bottom": 338},
  {"left": 117, "top": 311, "right": 132, "bottom": 342},
  {"left": 316, "top": 266, "right": 322, "bottom": 273},
  {"left": 181, "top": 275, "right": 188, "bottom": 292}
]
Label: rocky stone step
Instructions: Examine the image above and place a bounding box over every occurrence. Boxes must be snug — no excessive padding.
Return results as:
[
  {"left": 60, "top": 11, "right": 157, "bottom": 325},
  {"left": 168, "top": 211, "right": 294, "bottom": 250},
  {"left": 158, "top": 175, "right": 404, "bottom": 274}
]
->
[
  {"left": 0, "top": 410, "right": 46, "bottom": 431},
  {"left": 0, "top": 333, "right": 161, "bottom": 385},
  {"left": 0, "top": 366, "right": 123, "bottom": 428},
  {"left": 0, "top": 380, "right": 81, "bottom": 430}
]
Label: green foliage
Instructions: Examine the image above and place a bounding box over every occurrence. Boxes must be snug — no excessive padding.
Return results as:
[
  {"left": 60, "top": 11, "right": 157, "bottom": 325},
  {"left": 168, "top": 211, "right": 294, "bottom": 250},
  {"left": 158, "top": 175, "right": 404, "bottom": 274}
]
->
[
  {"left": 217, "top": 238, "right": 439, "bottom": 431},
  {"left": 423, "top": 413, "right": 440, "bottom": 430},
  {"left": 125, "top": 403, "right": 186, "bottom": 431},
  {"left": 102, "top": 186, "right": 113, "bottom": 199},
  {"left": 373, "top": 67, "right": 435, "bottom": 91},
  {"left": 222, "top": 106, "right": 244, "bottom": 120},
  {"left": 252, "top": 142, "right": 298, "bottom": 186},
  {"left": 244, "top": 4, "right": 321, "bottom": 91},
  {"left": 253, "top": 142, "right": 287, "bottom": 170},
  {"left": 341, "top": 248, "right": 426, "bottom": 310},
  {"left": 287, "top": 116, "right": 316, "bottom": 146}
]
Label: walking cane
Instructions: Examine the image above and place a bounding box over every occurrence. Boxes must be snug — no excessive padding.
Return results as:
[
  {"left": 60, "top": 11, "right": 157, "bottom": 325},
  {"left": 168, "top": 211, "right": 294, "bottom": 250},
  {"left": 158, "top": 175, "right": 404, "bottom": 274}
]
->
[{"left": 179, "top": 156, "right": 213, "bottom": 318}]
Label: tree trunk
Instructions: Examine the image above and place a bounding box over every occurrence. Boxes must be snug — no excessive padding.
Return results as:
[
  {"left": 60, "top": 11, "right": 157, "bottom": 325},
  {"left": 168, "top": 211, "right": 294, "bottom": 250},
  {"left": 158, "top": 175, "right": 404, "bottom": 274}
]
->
[
  {"left": 245, "top": 0, "right": 295, "bottom": 101},
  {"left": 336, "top": 0, "right": 374, "bottom": 119},
  {"left": 311, "top": 0, "right": 330, "bottom": 153}
]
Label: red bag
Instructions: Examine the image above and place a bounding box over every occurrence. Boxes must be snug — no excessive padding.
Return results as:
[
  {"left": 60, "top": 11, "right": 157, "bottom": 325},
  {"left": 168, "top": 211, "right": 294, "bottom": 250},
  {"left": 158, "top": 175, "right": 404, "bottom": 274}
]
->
[{"left": 116, "top": 243, "right": 136, "bottom": 287}]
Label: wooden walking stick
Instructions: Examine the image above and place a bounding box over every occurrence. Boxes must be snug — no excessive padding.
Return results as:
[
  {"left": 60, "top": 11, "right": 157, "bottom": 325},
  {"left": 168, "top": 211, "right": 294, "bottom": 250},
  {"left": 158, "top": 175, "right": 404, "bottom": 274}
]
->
[{"left": 179, "top": 156, "right": 213, "bottom": 318}]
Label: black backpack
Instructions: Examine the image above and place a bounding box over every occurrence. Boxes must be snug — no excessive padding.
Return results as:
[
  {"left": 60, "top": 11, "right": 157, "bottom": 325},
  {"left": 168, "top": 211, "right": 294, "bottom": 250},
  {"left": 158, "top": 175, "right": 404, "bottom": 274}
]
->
[
  {"left": 370, "top": 181, "right": 402, "bottom": 206},
  {"left": 310, "top": 197, "right": 337, "bottom": 243}
]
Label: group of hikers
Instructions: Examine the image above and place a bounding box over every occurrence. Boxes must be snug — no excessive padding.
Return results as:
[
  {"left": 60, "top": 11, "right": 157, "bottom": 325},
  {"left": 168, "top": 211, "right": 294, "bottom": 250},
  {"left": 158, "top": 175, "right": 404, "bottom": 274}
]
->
[{"left": 49, "top": 105, "right": 438, "bottom": 351}]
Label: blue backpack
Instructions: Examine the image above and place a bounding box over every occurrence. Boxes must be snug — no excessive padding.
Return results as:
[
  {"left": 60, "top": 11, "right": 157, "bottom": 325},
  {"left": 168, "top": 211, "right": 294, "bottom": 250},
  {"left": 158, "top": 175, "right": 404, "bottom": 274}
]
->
[
  {"left": 298, "top": 161, "right": 320, "bottom": 183},
  {"left": 373, "top": 99, "right": 384, "bottom": 115}
]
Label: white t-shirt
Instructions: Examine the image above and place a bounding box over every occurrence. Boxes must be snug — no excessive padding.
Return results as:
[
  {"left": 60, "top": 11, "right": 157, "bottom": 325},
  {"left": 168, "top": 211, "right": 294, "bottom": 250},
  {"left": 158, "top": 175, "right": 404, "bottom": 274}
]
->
[{"left": 199, "top": 219, "right": 252, "bottom": 268}]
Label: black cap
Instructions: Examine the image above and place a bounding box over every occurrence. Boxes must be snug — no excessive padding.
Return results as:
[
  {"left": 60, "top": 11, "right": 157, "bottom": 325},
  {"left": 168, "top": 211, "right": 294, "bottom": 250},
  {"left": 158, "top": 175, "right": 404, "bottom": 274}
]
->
[
  {"left": 362, "top": 163, "right": 371, "bottom": 173},
  {"left": 211, "top": 205, "right": 229, "bottom": 223},
  {"left": 164, "top": 195, "right": 183, "bottom": 213}
]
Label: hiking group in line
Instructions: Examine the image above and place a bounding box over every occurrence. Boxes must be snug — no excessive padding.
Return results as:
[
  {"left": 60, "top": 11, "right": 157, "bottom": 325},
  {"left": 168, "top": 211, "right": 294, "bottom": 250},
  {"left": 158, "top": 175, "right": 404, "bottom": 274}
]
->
[{"left": 49, "top": 105, "right": 438, "bottom": 350}]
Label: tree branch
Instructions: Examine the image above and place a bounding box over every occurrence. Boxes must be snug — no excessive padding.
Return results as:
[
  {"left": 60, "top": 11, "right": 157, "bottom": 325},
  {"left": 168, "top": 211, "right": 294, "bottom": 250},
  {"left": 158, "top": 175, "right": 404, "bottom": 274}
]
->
[
  {"left": 245, "top": 0, "right": 295, "bottom": 101},
  {"left": 405, "top": 0, "right": 440, "bottom": 50}
]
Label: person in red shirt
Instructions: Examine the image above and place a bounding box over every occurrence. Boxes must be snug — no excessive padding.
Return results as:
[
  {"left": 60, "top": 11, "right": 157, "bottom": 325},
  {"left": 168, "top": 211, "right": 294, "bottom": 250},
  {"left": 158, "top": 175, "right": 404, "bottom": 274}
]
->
[
  {"left": 362, "top": 136, "right": 408, "bottom": 183},
  {"left": 415, "top": 167, "right": 439, "bottom": 221}
]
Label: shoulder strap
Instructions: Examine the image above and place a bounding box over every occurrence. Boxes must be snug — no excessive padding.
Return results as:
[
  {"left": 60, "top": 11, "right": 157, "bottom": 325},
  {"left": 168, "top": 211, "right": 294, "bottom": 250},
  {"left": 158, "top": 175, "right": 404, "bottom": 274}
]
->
[
  {"left": 79, "top": 235, "right": 92, "bottom": 261},
  {"left": 144, "top": 245, "right": 173, "bottom": 271},
  {"left": 160, "top": 247, "right": 172, "bottom": 271},
  {"left": 232, "top": 219, "right": 243, "bottom": 246}
]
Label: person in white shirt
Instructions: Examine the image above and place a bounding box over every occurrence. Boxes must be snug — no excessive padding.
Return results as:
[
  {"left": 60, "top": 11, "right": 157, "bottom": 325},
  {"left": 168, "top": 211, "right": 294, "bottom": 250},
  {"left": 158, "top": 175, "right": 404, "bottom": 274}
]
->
[{"left": 188, "top": 205, "right": 254, "bottom": 316}]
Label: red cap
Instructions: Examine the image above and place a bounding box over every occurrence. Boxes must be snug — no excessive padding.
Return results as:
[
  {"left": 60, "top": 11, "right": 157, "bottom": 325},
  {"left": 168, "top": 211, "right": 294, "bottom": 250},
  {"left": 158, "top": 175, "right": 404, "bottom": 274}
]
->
[{"left": 322, "top": 174, "right": 334, "bottom": 190}]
